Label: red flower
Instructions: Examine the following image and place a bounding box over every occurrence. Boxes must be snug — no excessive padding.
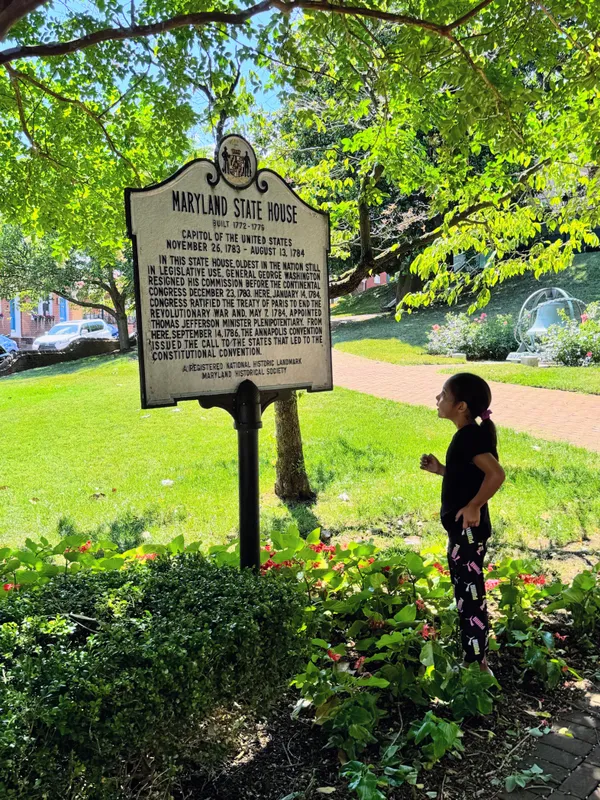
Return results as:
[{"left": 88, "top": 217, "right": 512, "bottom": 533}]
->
[
  {"left": 382, "top": 566, "right": 391, "bottom": 573},
  {"left": 432, "top": 561, "right": 450, "bottom": 576},
  {"left": 416, "top": 598, "right": 425, "bottom": 611},
  {"left": 310, "top": 542, "right": 324, "bottom": 553},
  {"left": 328, "top": 649, "right": 341, "bottom": 662},
  {"left": 333, "top": 562, "right": 345, "bottom": 573},
  {"left": 487, "top": 563, "right": 496, "bottom": 572},
  {"left": 354, "top": 656, "right": 366, "bottom": 671},
  {"left": 135, "top": 553, "right": 157, "bottom": 561},
  {"left": 398, "top": 576, "right": 406, "bottom": 585},
  {"left": 555, "top": 633, "right": 567, "bottom": 642},
  {"left": 432, "top": 324, "right": 440, "bottom": 331},
  {"left": 79, "top": 540, "right": 92, "bottom": 553},
  {"left": 3, "top": 583, "right": 19, "bottom": 591},
  {"left": 421, "top": 623, "right": 437, "bottom": 639},
  {"left": 264, "top": 544, "right": 273, "bottom": 553},
  {"left": 521, "top": 574, "right": 546, "bottom": 586},
  {"left": 368, "top": 557, "right": 375, "bottom": 565},
  {"left": 312, "top": 561, "right": 321, "bottom": 569},
  {"left": 485, "top": 579, "right": 500, "bottom": 591}
]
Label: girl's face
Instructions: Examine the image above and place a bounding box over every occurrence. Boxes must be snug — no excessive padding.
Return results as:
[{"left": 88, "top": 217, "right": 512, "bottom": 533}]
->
[{"left": 436, "top": 381, "right": 465, "bottom": 422}]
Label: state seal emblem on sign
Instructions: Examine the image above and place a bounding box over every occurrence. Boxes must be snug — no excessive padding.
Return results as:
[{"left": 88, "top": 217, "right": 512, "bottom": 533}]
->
[{"left": 217, "top": 134, "right": 257, "bottom": 189}]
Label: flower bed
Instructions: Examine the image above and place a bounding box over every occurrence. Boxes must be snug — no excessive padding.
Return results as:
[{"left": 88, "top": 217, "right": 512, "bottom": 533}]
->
[
  {"left": 427, "top": 312, "right": 515, "bottom": 360},
  {"left": 1, "top": 529, "right": 598, "bottom": 799}
]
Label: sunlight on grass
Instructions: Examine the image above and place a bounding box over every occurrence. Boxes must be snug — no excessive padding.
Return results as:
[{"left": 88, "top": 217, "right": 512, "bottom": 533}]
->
[
  {"left": 441, "top": 363, "right": 600, "bottom": 395},
  {"left": 1, "top": 354, "right": 600, "bottom": 557},
  {"left": 335, "top": 338, "right": 465, "bottom": 365}
]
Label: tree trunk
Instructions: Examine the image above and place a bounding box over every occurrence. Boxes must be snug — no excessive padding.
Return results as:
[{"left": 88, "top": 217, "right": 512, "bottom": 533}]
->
[
  {"left": 274, "top": 392, "right": 315, "bottom": 502},
  {"left": 395, "top": 271, "right": 424, "bottom": 304},
  {"left": 115, "top": 307, "right": 130, "bottom": 352}
]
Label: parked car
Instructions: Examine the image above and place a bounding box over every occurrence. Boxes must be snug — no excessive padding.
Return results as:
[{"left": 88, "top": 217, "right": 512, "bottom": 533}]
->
[
  {"left": 0, "top": 335, "right": 18, "bottom": 357},
  {"left": 32, "top": 319, "right": 115, "bottom": 351}
]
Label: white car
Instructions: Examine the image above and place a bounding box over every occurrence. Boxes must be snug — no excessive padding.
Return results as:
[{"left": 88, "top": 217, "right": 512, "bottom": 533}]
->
[{"left": 32, "top": 319, "right": 115, "bottom": 351}]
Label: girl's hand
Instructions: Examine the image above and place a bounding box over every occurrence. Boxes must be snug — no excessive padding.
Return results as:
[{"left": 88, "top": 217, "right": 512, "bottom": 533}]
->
[
  {"left": 455, "top": 503, "right": 481, "bottom": 528},
  {"left": 420, "top": 454, "right": 442, "bottom": 475}
]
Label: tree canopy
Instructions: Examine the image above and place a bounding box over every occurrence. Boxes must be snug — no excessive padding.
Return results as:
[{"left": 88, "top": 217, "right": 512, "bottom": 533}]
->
[{"left": 1, "top": 0, "right": 600, "bottom": 308}]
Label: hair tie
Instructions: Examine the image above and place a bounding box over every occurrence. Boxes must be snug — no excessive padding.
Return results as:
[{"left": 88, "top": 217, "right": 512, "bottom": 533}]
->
[{"left": 480, "top": 409, "right": 492, "bottom": 421}]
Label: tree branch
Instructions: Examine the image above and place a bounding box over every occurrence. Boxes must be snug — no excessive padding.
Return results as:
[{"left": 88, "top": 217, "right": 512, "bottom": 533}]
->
[
  {"left": 5, "top": 64, "right": 144, "bottom": 184},
  {"left": 0, "top": 0, "right": 504, "bottom": 65},
  {"left": 53, "top": 290, "right": 115, "bottom": 317},
  {"left": 328, "top": 157, "right": 551, "bottom": 298}
]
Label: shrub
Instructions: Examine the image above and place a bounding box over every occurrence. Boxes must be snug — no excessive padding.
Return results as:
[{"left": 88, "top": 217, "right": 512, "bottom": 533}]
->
[
  {"left": 542, "top": 313, "right": 600, "bottom": 366},
  {"left": 0, "top": 555, "right": 309, "bottom": 799},
  {"left": 427, "top": 312, "right": 515, "bottom": 361}
]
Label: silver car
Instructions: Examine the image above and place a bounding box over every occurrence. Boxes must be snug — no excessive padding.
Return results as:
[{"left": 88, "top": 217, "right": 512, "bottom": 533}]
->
[{"left": 32, "top": 319, "right": 114, "bottom": 351}]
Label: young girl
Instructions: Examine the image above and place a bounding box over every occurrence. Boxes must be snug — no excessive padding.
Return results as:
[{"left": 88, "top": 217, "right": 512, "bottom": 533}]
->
[{"left": 420, "top": 373, "right": 505, "bottom": 671}]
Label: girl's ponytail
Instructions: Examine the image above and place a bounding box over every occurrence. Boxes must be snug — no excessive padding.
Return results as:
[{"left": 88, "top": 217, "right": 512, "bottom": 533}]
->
[{"left": 447, "top": 373, "right": 497, "bottom": 450}]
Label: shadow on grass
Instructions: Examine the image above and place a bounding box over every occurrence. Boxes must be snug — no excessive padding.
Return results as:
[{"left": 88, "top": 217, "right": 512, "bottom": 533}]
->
[
  {"left": 2, "top": 350, "right": 138, "bottom": 381},
  {"left": 57, "top": 506, "right": 184, "bottom": 552}
]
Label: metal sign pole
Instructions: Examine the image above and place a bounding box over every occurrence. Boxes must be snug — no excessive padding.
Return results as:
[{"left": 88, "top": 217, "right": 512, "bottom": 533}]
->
[
  {"left": 199, "top": 383, "right": 287, "bottom": 571},
  {"left": 234, "top": 380, "right": 261, "bottom": 571}
]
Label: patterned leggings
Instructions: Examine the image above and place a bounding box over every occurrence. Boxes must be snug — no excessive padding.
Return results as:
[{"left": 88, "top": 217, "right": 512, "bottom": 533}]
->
[{"left": 443, "top": 513, "right": 491, "bottom": 663}]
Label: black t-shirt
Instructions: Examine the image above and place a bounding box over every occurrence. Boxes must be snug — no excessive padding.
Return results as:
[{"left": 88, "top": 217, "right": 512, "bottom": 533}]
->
[{"left": 441, "top": 424, "right": 498, "bottom": 518}]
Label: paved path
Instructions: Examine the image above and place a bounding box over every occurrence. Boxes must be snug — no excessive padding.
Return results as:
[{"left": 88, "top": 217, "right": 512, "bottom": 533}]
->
[
  {"left": 332, "top": 350, "right": 600, "bottom": 452},
  {"left": 500, "top": 691, "right": 600, "bottom": 800}
]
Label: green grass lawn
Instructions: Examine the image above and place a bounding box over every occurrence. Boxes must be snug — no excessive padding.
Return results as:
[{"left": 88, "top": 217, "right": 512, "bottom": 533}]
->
[
  {"left": 2, "top": 353, "right": 600, "bottom": 561},
  {"left": 332, "top": 251, "right": 600, "bottom": 365},
  {"left": 331, "top": 283, "right": 395, "bottom": 316},
  {"left": 335, "top": 338, "right": 465, "bottom": 365},
  {"left": 441, "top": 363, "right": 600, "bottom": 395}
]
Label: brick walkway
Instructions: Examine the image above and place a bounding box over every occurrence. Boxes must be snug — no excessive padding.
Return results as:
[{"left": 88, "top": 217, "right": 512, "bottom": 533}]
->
[
  {"left": 332, "top": 350, "right": 600, "bottom": 452},
  {"left": 500, "top": 693, "right": 600, "bottom": 800}
]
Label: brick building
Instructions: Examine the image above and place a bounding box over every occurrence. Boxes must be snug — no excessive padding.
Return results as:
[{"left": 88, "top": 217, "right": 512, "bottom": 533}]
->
[
  {"left": 354, "top": 272, "right": 390, "bottom": 294},
  {"left": 0, "top": 294, "right": 85, "bottom": 348}
]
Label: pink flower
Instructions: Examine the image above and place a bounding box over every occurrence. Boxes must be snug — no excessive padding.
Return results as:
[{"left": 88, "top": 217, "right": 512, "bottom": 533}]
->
[
  {"left": 432, "top": 324, "right": 440, "bottom": 331},
  {"left": 421, "top": 623, "right": 437, "bottom": 639},
  {"left": 328, "top": 649, "right": 341, "bottom": 662},
  {"left": 582, "top": 314, "right": 589, "bottom": 323},
  {"left": 333, "top": 562, "right": 345, "bottom": 573},
  {"left": 354, "top": 656, "right": 366, "bottom": 671},
  {"left": 79, "top": 540, "right": 92, "bottom": 553},
  {"left": 135, "top": 553, "right": 157, "bottom": 561},
  {"left": 485, "top": 579, "right": 500, "bottom": 591},
  {"left": 75, "top": 281, "right": 85, "bottom": 288},
  {"left": 503, "top": 320, "right": 508, "bottom": 326},
  {"left": 555, "top": 633, "right": 567, "bottom": 642},
  {"left": 587, "top": 351, "right": 593, "bottom": 358},
  {"left": 480, "top": 313, "right": 487, "bottom": 320},
  {"left": 416, "top": 598, "right": 425, "bottom": 611}
]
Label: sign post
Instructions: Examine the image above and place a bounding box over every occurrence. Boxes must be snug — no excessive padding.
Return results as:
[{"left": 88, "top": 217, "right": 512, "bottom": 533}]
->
[{"left": 125, "top": 135, "right": 332, "bottom": 570}]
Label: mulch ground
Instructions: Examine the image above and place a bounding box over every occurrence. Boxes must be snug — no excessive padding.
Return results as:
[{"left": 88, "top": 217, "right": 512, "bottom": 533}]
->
[{"left": 180, "top": 646, "right": 598, "bottom": 800}]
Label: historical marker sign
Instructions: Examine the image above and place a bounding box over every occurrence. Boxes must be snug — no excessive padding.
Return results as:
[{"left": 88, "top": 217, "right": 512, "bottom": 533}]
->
[{"left": 125, "top": 136, "right": 332, "bottom": 408}]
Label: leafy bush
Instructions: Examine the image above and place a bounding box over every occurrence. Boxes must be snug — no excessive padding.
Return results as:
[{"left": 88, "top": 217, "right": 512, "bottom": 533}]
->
[
  {"left": 427, "top": 312, "right": 515, "bottom": 360},
  {"left": 0, "top": 552, "right": 309, "bottom": 799},
  {"left": 542, "top": 311, "right": 600, "bottom": 366},
  {"left": 2, "top": 529, "right": 599, "bottom": 800}
]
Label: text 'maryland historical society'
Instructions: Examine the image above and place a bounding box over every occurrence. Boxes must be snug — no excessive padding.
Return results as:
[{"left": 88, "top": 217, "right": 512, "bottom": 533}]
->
[{"left": 126, "top": 136, "right": 332, "bottom": 408}]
